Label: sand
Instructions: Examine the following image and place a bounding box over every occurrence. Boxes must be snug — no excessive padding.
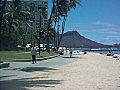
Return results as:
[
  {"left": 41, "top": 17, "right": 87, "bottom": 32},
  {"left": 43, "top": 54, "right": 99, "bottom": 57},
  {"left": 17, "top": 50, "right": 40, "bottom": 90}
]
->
[{"left": 25, "top": 52, "right": 120, "bottom": 90}]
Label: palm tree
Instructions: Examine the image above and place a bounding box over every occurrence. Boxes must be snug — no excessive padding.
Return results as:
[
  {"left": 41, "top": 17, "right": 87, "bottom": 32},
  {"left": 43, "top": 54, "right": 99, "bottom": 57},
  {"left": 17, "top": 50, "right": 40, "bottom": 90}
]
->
[
  {"left": 0, "top": 0, "right": 7, "bottom": 30},
  {"left": 46, "top": 0, "right": 56, "bottom": 53},
  {"left": 2, "top": 12, "right": 19, "bottom": 50},
  {"left": 69, "top": 0, "right": 82, "bottom": 8},
  {"left": 0, "top": 0, "right": 21, "bottom": 50},
  {"left": 58, "top": 0, "right": 82, "bottom": 49},
  {"left": 55, "top": 0, "right": 69, "bottom": 50},
  {"left": 1, "top": 0, "right": 31, "bottom": 50},
  {"left": 47, "top": 0, "right": 82, "bottom": 51},
  {"left": 0, "top": 0, "right": 7, "bottom": 50}
]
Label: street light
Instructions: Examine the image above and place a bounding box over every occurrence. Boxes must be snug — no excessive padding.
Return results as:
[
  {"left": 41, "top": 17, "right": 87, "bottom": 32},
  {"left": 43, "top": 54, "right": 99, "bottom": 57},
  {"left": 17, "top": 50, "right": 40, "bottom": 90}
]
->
[
  {"left": 38, "top": 6, "right": 46, "bottom": 55},
  {"left": 28, "top": 20, "right": 33, "bottom": 47},
  {"left": 57, "top": 24, "right": 60, "bottom": 50}
]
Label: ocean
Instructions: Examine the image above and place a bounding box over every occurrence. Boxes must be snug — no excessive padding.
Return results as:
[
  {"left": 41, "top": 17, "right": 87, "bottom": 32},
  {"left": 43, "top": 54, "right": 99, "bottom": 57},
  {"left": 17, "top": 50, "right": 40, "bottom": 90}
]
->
[
  {"left": 88, "top": 51, "right": 120, "bottom": 54},
  {"left": 74, "top": 48, "right": 120, "bottom": 54}
]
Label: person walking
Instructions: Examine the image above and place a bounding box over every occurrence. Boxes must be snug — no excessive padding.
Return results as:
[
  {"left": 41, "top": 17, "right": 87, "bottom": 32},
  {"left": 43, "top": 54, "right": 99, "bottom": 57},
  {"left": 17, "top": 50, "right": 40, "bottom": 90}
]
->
[
  {"left": 31, "top": 44, "right": 37, "bottom": 64},
  {"left": 69, "top": 48, "right": 73, "bottom": 58}
]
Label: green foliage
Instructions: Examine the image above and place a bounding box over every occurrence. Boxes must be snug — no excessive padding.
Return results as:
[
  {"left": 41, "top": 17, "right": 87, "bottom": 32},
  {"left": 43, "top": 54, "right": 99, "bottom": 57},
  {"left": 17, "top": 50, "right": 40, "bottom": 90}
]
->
[
  {"left": 34, "top": 28, "right": 56, "bottom": 44},
  {"left": 1, "top": 0, "right": 31, "bottom": 50},
  {"left": 0, "top": 51, "right": 56, "bottom": 62},
  {"left": 0, "top": 51, "right": 31, "bottom": 61},
  {"left": 49, "top": 0, "right": 82, "bottom": 50},
  {"left": 37, "top": 51, "right": 55, "bottom": 58}
]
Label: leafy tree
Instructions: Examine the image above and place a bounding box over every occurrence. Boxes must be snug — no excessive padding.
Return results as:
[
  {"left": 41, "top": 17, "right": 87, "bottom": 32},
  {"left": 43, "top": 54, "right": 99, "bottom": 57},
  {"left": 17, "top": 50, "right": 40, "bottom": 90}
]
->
[
  {"left": 47, "top": 0, "right": 82, "bottom": 52},
  {"left": 0, "top": 0, "right": 31, "bottom": 50},
  {"left": 0, "top": 0, "right": 7, "bottom": 50},
  {"left": 34, "top": 27, "right": 55, "bottom": 44}
]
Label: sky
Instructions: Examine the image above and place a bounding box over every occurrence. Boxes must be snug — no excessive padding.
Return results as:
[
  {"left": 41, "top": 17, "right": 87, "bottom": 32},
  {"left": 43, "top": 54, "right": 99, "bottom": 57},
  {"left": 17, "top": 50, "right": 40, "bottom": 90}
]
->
[{"left": 48, "top": 0, "right": 120, "bottom": 45}]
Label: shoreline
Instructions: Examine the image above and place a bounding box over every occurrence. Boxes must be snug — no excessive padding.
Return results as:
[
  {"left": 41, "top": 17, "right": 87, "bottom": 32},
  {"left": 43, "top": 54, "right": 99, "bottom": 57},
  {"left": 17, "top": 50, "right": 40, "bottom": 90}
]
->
[
  {"left": 26, "top": 52, "right": 120, "bottom": 90},
  {"left": 1, "top": 52, "right": 120, "bottom": 90},
  {"left": 82, "top": 51, "right": 120, "bottom": 60}
]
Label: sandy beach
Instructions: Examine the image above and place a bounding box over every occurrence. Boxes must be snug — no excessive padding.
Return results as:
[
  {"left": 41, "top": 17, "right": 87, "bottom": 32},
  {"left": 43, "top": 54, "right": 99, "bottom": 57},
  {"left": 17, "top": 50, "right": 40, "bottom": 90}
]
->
[{"left": 21, "top": 52, "right": 120, "bottom": 90}]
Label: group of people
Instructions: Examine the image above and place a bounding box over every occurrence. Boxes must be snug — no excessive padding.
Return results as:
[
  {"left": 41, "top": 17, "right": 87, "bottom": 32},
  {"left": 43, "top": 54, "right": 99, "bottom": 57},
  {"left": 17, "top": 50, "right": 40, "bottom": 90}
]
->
[
  {"left": 107, "top": 50, "right": 119, "bottom": 60},
  {"left": 30, "top": 44, "right": 75, "bottom": 64},
  {"left": 107, "top": 50, "right": 113, "bottom": 56}
]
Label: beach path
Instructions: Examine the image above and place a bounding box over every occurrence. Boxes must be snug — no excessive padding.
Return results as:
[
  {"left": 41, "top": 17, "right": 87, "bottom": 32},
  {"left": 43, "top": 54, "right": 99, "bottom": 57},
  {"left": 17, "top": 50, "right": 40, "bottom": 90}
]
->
[
  {"left": 0, "top": 52, "right": 120, "bottom": 90},
  {"left": 28, "top": 53, "right": 120, "bottom": 90}
]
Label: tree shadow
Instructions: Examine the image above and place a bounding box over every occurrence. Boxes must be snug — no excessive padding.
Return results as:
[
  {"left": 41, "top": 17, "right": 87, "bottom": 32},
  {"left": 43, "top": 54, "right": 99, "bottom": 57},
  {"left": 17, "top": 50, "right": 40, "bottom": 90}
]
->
[
  {"left": 4, "top": 67, "right": 57, "bottom": 72},
  {"left": 72, "top": 53, "right": 84, "bottom": 55},
  {"left": 62, "top": 56, "right": 80, "bottom": 58},
  {"left": 0, "top": 77, "right": 62, "bottom": 90},
  {"left": 4, "top": 68, "right": 21, "bottom": 70},
  {"left": 0, "top": 75, "right": 16, "bottom": 79},
  {"left": 20, "top": 67, "right": 57, "bottom": 72}
]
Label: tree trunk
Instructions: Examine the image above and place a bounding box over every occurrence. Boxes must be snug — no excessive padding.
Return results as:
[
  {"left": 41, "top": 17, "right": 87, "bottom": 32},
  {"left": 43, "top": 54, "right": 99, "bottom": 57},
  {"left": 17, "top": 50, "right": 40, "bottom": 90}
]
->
[
  {"left": 53, "top": 21, "right": 57, "bottom": 50},
  {"left": 58, "top": 16, "right": 66, "bottom": 49},
  {"left": 0, "top": 0, "right": 7, "bottom": 50},
  {"left": 46, "top": 0, "right": 55, "bottom": 53}
]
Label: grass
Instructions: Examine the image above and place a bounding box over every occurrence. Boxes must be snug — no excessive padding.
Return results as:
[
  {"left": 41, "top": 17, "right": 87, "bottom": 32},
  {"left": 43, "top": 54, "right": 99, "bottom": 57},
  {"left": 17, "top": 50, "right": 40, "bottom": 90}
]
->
[{"left": 0, "top": 51, "right": 56, "bottom": 62}]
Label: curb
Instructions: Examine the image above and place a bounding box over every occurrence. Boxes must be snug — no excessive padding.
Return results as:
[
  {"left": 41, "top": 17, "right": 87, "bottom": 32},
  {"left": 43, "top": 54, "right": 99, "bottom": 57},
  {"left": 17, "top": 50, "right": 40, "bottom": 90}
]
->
[
  {"left": 11, "top": 54, "right": 60, "bottom": 62},
  {"left": 37, "top": 54, "right": 60, "bottom": 61},
  {"left": 0, "top": 63, "right": 10, "bottom": 69},
  {"left": 0, "top": 54, "right": 59, "bottom": 69}
]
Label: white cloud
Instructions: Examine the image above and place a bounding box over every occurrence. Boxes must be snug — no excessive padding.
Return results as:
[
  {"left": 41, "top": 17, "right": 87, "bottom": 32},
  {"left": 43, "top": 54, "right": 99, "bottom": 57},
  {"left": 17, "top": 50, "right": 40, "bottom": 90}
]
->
[
  {"left": 72, "top": 21, "right": 120, "bottom": 34},
  {"left": 102, "top": 35, "right": 120, "bottom": 44},
  {"left": 103, "top": 31, "right": 120, "bottom": 35},
  {"left": 77, "top": 28, "right": 120, "bottom": 35},
  {"left": 97, "top": 27, "right": 120, "bottom": 35},
  {"left": 74, "top": 22, "right": 120, "bottom": 35},
  {"left": 66, "top": 21, "right": 120, "bottom": 44},
  {"left": 93, "top": 20, "right": 118, "bottom": 27}
]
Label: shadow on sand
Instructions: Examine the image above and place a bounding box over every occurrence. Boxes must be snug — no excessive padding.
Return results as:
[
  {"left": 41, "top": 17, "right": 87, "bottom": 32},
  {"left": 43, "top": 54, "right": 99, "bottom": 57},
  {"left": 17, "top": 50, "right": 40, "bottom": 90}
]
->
[
  {"left": 21, "top": 67, "right": 57, "bottom": 72},
  {"left": 0, "top": 75, "right": 16, "bottom": 78},
  {"left": 0, "top": 77, "right": 62, "bottom": 90},
  {"left": 4, "top": 67, "right": 57, "bottom": 72},
  {"left": 62, "top": 56, "right": 80, "bottom": 58}
]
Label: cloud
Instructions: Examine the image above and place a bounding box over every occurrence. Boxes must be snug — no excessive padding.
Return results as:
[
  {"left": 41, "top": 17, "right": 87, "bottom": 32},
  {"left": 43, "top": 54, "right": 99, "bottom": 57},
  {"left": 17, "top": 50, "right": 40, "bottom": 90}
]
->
[
  {"left": 66, "top": 21, "right": 120, "bottom": 44},
  {"left": 101, "top": 35, "right": 120, "bottom": 44},
  {"left": 73, "top": 21, "right": 120, "bottom": 35},
  {"left": 76, "top": 28, "right": 120, "bottom": 35},
  {"left": 103, "top": 31, "right": 120, "bottom": 35},
  {"left": 92, "top": 21, "right": 118, "bottom": 27},
  {"left": 97, "top": 27, "right": 120, "bottom": 35}
]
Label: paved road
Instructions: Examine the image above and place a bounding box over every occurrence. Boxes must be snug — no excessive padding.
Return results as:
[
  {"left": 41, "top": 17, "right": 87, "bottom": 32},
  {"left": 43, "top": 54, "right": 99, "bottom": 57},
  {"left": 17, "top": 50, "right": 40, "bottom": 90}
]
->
[{"left": 0, "top": 53, "right": 80, "bottom": 81}]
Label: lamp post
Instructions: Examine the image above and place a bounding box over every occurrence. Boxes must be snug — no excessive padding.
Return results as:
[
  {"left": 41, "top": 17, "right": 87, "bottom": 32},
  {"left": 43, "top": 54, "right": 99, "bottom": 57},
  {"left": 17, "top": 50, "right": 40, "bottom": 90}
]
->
[
  {"left": 28, "top": 20, "right": 33, "bottom": 47},
  {"left": 38, "top": 10, "right": 41, "bottom": 55},
  {"left": 57, "top": 24, "right": 60, "bottom": 50},
  {"left": 29, "top": 3, "right": 35, "bottom": 47},
  {"left": 53, "top": 22, "right": 56, "bottom": 51},
  {"left": 30, "top": 21, "right": 33, "bottom": 48},
  {"left": 38, "top": 6, "right": 46, "bottom": 55}
]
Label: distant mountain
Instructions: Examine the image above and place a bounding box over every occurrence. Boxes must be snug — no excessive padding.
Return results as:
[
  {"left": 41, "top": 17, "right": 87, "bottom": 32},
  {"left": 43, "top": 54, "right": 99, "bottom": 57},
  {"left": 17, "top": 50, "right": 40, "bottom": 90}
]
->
[
  {"left": 113, "top": 44, "right": 120, "bottom": 48},
  {"left": 60, "top": 31, "right": 111, "bottom": 48}
]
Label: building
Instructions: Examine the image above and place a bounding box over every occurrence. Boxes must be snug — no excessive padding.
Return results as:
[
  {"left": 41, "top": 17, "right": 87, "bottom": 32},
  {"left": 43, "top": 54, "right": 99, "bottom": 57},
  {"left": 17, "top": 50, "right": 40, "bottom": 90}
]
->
[
  {"left": 7, "top": 0, "right": 48, "bottom": 30},
  {"left": 6, "top": 0, "right": 48, "bottom": 44},
  {"left": 23, "top": 0, "right": 48, "bottom": 30},
  {"left": 22, "top": 0, "right": 48, "bottom": 44}
]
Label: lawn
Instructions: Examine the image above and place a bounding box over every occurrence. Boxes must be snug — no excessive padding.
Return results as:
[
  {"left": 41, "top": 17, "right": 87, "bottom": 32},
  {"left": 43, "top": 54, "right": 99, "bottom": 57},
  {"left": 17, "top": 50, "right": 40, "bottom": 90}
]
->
[{"left": 0, "top": 51, "right": 56, "bottom": 62}]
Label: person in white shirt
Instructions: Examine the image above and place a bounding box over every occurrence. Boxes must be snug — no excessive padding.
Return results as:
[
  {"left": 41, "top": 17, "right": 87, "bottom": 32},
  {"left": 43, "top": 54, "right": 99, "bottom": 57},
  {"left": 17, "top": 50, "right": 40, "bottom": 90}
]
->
[{"left": 31, "top": 44, "right": 37, "bottom": 64}]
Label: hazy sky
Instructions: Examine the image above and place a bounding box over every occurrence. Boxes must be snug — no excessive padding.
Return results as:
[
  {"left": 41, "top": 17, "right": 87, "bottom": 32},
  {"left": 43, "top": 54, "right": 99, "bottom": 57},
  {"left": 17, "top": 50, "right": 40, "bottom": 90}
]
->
[{"left": 48, "top": 0, "right": 120, "bottom": 45}]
